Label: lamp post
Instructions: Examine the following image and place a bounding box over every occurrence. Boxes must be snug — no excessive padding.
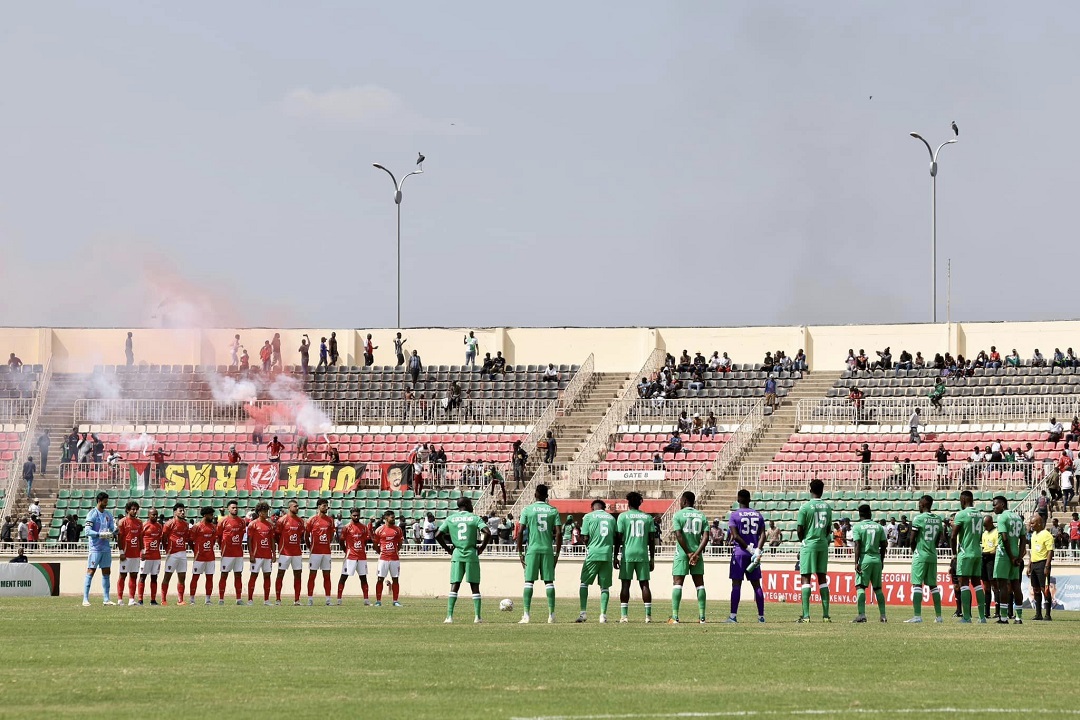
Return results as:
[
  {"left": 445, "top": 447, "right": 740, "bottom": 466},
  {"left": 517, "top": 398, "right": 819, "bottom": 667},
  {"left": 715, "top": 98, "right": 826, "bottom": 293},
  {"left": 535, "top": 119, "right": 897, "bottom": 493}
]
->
[
  {"left": 373, "top": 156, "right": 425, "bottom": 329},
  {"left": 909, "top": 126, "right": 958, "bottom": 324}
]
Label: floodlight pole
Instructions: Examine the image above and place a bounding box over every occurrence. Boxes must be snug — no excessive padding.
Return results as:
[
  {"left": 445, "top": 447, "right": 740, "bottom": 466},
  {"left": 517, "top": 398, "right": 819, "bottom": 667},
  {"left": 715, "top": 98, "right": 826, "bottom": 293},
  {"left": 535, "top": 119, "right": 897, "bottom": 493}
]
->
[
  {"left": 909, "top": 130, "right": 957, "bottom": 324},
  {"left": 373, "top": 162, "right": 424, "bottom": 329}
]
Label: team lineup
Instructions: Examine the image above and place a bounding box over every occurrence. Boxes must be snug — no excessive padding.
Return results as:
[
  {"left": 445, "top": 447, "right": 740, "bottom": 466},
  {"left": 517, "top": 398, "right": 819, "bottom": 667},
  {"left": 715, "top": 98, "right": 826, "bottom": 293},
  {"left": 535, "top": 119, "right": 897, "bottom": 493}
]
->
[{"left": 78, "top": 479, "right": 1037, "bottom": 625}]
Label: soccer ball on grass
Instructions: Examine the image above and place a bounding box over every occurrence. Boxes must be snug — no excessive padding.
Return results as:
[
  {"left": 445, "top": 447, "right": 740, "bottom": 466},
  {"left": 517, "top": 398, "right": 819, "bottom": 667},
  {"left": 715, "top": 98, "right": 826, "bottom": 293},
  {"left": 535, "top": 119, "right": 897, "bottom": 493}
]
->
[{"left": 499, "top": 598, "right": 514, "bottom": 612}]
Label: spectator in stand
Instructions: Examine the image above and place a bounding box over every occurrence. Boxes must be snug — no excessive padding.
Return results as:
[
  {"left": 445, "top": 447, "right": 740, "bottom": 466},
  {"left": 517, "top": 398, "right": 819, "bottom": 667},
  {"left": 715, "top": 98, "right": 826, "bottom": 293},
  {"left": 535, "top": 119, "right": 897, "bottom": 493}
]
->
[
  {"left": 408, "top": 350, "right": 423, "bottom": 387},
  {"left": 766, "top": 521, "right": 782, "bottom": 549},
  {"left": 909, "top": 408, "right": 922, "bottom": 444},
  {"left": 702, "top": 412, "right": 718, "bottom": 437},
  {"left": 717, "top": 352, "right": 733, "bottom": 373},
  {"left": 832, "top": 522, "right": 844, "bottom": 547},
  {"left": 637, "top": 377, "right": 650, "bottom": 398},
  {"left": 326, "top": 446, "right": 340, "bottom": 464},
  {"left": 296, "top": 432, "right": 309, "bottom": 461},
  {"left": 26, "top": 516, "right": 39, "bottom": 551},
  {"left": 491, "top": 352, "right": 507, "bottom": 377},
  {"left": 856, "top": 349, "right": 869, "bottom": 372},
  {"left": 761, "top": 352, "right": 775, "bottom": 373},
  {"left": 1032, "top": 348, "right": 1046, "bottom": 367},
  {"left": 856, "top": 443, "right": 871, "bottom": 488},
  {"left": 1070, "top": 513, "right": 1080, "bottom": 550},
  {"left": 480, "top": 353, "right": 495, "bottom": 379},
  {"left": 793, "top": 349, "right": 808, "bottom": 372},
  {"left": 873, "top": 347, "right": 892, "bottom": 371},
  {"left": 463, "top": 332, "right": 479, "bottom": 366},
  {"left": 363, "top": 334, "right": 377, "bottom": 366},
  {"left": 230, "top": 334, "right": 241, "bottom": 368},
  {"left": 893, "top": 349, "right": 913, "bottom": 372},
  {"left": 259, "top": 341, "right": 272, "bottom": 371},
  {"left": 542, "top": 430, "right": 557, "bottom": 465},
  {"left": 1003, "top": 349, "right": 1020, "bottom": 368},
  {"left": 511, "top": 441, "right": 528, "bottom": 489},
  {"left": 652, "top": 453, "right": 665, "bottom": 470},
  {"left": 7, "top": 352, "right": 23, "bottom": 369},
  {"left": 36, "top": 431, "right": 50, "bottom": 475},
  {"left": 1050, "top": 518, "right": 1065, "bottom": 549},
  {"left": 662, "top": 431, "right": 687, "bottom": 457},
  {"left": 239, "top": 348, "right": 250, "bottom": 371},
  {"left": 1048, "top": 417, "right": 1064, "bottom": 445},
  {"left": 227, "top": 446, "right": 241, "bottom": 464},
  {"left": 677, "top": 411, "right": 692, "bottom": 435},
  {"left": 1052, "top": 348, "right": 1067, "bottom": 368},
  {"left": 691, "top": 413, "right": 704, "bottom": 435},
  {"left": 316, "top": 337, "right": 328, "bottom": 371},
  {"left": 846, "top": 349, "right": 857, "bottom": 372},
  {"left": 22, "top": 456, "right": 35, "bottom": 497},
  {"left": 693, "top": 352, "right": 707, "bottom": 371},
  {"left": 1068, "top": 348, "right": 1079, "bottom": 368},
  {"left": 151, "top": 447, "right": 170, "bottom": 483},
  {"left": 542, "top": 363, "right": 559, "bottom": 383},
  {"left": 848, "top": 386, "right": 865, "bottom": 416},
  {"left": 394, "top": 332, "right": 407, "bottom": 366},
  {"left": 91, "top": 434, "right": 104, "bottom": 464},
  {"left": 1067, "top": 416, "right": 1080, "bottom": 444},
  {"left": 886, "top": 518, "right": 898, "bottom": 548},
  {"left": 267, "top": 437, "right": 284, "bottom": 463},
  {"left": 935, "top": 444, "right": 950, "bottom": 486},
  {"left": 764, "top": 376, "right": 778, "bottom": 410},
  {"left": 499, "top": 515, "right": 513, "bottom": 545},
  {"left": 125, "top": 332, "right": 134, "bottom": 366},
  {"left": 328, "top": 332, "right": 339, "bottom": 366},
  {"left": 17, "top": 517, "right": 28, "bottom": 547},
  {"left": 929, "top": 377, "right": 946, "bottom": 412},
  {"left": 298, "top": 335, "right": 311, "bottom": 376},
  {"left": 688, "top": 364, "right": 705, "bottom": 391},
  {"left": 677, "top": 350, "right": 692, "bottom": 372},
  {"left": 0, "top": 516, "right": 12, "bottom": 551},
  {"left": 986, "top": 346, "right": 1002, "bottom": 369},
  {"left": 708, "top": 519, "right": 724, "bottom": 554},
  {"left": 271, "top": 333, "right": 282, "bottom": 369}
]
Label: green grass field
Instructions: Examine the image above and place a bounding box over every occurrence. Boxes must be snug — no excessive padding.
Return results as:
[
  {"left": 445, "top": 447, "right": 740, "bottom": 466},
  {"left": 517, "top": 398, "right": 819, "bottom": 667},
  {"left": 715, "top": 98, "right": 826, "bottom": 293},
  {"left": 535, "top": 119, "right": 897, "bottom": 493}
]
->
[{"left": 0, "top": 597, "right": 1076, "bottom": 720}]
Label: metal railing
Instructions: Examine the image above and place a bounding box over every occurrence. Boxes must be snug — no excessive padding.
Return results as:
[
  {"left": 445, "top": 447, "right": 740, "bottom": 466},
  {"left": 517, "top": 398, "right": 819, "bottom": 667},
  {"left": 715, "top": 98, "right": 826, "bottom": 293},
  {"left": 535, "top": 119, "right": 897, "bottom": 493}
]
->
[
  {"left": 797, "top": 395, "right": 1080, "bottom": 426},
  {"left": 74, "top": 397, "right": 546, "bottom": 428},
  {"left": 739, "top": 460, "right": 1049, "bottom": 493},
  {"left": 573, "top": 349, "right": 666, "bottom": 466},
  {"left": 626, "top": 397, "right": 761, "bottom": 424},
  {"left": 0, "top": 399, "right": 33, "bottom": 423},
  {"left": 2, "top": 358, "right": 52, "bottom": 518}
]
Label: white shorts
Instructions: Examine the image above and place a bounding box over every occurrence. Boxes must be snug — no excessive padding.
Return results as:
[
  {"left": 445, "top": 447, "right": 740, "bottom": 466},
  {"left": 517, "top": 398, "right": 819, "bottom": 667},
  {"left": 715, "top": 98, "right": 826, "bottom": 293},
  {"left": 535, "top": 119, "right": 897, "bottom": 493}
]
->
[
  {"left": 118, "top": 558, "right": 141, "bottom": 574},
  {"left": 377, "top": 560, "right": 400, "bottom": 579},
  {"left": 308, "top": 554, "right": 331, "bottom": 571},
  {"left": 165, "top": 552, "right": 188, "bottom": 574},
  {"left": 139, "top": 559, "right": 161, "bottom": 576},
  {"left": 341, "top": 559, "right": 368, "bottom": 577},
  {"left": 277, "top": 555, "right": 302, "bottom": 571},
  {"left": 220, "top": 556, "right": 245, "bottom": 573},
  {"left": 192, "top": 560, "right": 215, "bottom": 575},
  {"left": 250, "top": 558, "right": 272, "bottom": 574}
]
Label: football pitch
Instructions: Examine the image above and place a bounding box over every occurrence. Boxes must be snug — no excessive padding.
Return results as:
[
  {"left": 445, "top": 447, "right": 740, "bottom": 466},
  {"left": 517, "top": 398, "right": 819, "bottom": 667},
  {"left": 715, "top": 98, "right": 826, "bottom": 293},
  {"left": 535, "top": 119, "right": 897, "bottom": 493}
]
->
[{"left": 1, "top": 598, "right": 1076, "bottom": 720}]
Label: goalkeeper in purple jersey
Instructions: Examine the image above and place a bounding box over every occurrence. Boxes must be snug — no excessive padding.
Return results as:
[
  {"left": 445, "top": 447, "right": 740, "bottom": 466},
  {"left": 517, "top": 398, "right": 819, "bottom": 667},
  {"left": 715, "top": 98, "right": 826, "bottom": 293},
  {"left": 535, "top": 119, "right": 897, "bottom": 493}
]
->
[{"left": 726, "top": 489, "right": 766, "bottom": 623}]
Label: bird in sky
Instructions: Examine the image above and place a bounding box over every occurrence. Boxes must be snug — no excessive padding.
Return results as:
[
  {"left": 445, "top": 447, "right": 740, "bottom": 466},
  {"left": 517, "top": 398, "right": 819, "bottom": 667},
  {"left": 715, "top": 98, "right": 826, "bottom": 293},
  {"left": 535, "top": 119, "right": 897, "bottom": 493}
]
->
[
  {"left": 951, "top": 121, "right": 959, "bottom": 137},
  {"left": 417, "top": 152, "right": 426, "bottom": 166}
]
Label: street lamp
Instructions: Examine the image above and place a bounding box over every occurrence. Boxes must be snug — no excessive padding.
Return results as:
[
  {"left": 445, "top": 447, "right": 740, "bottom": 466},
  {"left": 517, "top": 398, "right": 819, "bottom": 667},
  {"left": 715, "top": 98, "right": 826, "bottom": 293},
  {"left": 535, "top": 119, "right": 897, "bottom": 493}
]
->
[
  {"left": 373, "top": 154, "right": 425, "bottom": 329},
  {"left": 909, "top": 125, "right": 958, "bottom": 324}
]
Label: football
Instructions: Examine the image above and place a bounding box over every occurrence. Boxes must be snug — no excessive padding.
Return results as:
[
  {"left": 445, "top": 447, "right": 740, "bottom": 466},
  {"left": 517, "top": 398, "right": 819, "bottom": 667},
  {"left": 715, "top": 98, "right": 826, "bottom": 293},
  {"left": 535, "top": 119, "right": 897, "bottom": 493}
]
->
[{"left": 499, "top": 598, "right": 514, "bottom": 612}]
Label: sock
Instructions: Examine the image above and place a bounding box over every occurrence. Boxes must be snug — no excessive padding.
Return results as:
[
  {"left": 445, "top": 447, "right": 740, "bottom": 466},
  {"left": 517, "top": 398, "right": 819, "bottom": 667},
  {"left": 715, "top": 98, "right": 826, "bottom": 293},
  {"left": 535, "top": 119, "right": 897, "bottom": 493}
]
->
[
  {"left": 857, "top": 588, "right": 866, "bottom": 616},
  {"left": 472, "top": 593, "right": 481, "bottom": 619},
  {"left": 337, "top": 582, "right": 345, "bottom": 600},
  {"left": 189, "top": 576, "right": 198, "bottom": 600},
  {"left": 1045, "top": 596, "right": 1053, "bottom": 617},
  {"left": 127, "top": 576, "right": 136, "bottom": 600},
  {"left": 275, "top": 576, "right": 284, "bottom": 601},
  {"left": 83, "top": 574, "right": 92, "bottom": 602},
  {"left": 323, "top": 572, "right": 331, "bottom": 599},
  {"left": 730, "top": 583, "right": 741, "bottom": 617},
  {"left": 1015, "top": 603, "right": 1022, "bottom": 620},
  {"left": 820, "top": 580, "right": 830, "bottom": 617},
  {"left": 248, "top": 576, "right": 256, "bottom": 601},
  {"left": 954, "top": 589, "right": 962, "bottom": 614},
  {"left": 671, "top": 585, "right": 682, "bottom": 619},
  {"left": 117, "top": 575, "right": 126, "bottom": 601},
  {"left": 960, "top": 586, "right": 971, "bottom": 621},
  {"left": 101, "top": 574, "right": 111, "bottom": 602},
  {"left": 753, "top": 586, "right": 763, "bottom": 618},
  {"left": 150, "top": 577, "right": 158, "bottom": 602},
  {"left": 137, "top": 578, "right": 145, "bottom": 602},
  {"left": 293, "top": 575, "right": 301, "bottom": 602},
  {"left": 620, "top": 602, "right": 629, "bottom": 618},
  {"left": 600, "top": 588, "right": 610, "bottom": 615},
  {"left": 974, "top": 586, "right": 986, "bottom": 620},
  {"left": 392, "top": 581, "right": 400, "bottom": 602},
  {"left": 996, "top": 602, "right": 1002, "bottom": 617},
  {"left": 177, "top": 580, "right": 185, "bottom": 603},
  {"left": 579, "top": 584, "right": 589, "bottom": 613},
  {"left": 1033, "top": 591, "right": 1042, "bottom": 616},
  {"left": 219, "top": 575, "right": 228, "bottom": 601},
  {"left": 931, "top": 586, "right": 942, "bottom": 617},
  {"left": 800, "top": 583, "right": 811, "bottom": 617},
  {"left": 447, "top": 591, "right": 458, "bottom": 617},
  {"left": 162, "top": 578, "right": 170, "bottom": 601},
  {"left": 523, "top": 583, "right": 533, "bottom": 613},
  {"left": 307, "top": 574, "right": 316, "bottom": 598},
  {"left": 545, "top": 583, "right": 555, "bottom": 614},
  {"left": 912, "top": 587, "right": 923, "bottom": 617},
  {"left": 375, "top": 581, "right": 384, "bottom": 603},
  {"left": 875, "top": 589, "right": 887, "bottom": 618},
  {"left": 234, "top": 575, "right": 242, "bottom": 600},
  {"left": 644, "top": 602, "right": 652, "bottom": 619},
  {"left": 360, "top": 578, "right": 369, "bottom": 600}
]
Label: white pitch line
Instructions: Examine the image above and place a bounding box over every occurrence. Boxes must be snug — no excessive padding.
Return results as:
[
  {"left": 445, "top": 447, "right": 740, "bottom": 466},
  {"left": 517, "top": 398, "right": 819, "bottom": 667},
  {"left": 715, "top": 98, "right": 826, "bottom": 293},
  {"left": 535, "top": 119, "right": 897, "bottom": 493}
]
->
[{"left": 510, "top": 709, "right": 1080, "bottom": 720}]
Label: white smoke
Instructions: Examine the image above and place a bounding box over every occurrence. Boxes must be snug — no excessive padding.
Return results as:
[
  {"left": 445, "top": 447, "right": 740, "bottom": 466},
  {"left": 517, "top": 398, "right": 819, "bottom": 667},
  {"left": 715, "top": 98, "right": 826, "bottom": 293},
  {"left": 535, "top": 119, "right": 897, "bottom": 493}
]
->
[{"left": 205, "top": 373, "right": 259, "bottom": 404}]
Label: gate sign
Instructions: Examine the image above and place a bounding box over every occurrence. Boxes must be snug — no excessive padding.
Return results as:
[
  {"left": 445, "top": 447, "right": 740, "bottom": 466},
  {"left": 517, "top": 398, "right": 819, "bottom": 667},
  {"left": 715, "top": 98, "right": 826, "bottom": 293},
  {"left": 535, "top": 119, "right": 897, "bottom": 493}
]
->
[
  {"left": 0, "top": 563, "right": 60, "bottom": 597},
  {"left": 605, "top": 470, "right": 666, "bottom": 482}
]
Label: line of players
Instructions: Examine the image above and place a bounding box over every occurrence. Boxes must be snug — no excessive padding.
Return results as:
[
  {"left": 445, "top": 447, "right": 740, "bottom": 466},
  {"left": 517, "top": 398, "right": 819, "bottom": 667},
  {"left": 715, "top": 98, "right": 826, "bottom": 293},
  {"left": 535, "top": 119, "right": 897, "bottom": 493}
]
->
[{"left": 81, "top": 492, "right": 408, "bottom": 607}]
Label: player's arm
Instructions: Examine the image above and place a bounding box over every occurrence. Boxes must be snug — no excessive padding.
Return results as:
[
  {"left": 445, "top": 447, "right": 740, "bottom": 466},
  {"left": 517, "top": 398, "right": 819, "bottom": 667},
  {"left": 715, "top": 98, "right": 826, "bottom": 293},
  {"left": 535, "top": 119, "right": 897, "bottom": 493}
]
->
[
  {"left": 909, "top": 524, "right": 920, "bottom": 551},
  {"left": 853, "top": 536, "right": 863, "bottom": 573},
  {"left": 1045, "top": 542, "right": 1053, "bottom": 577},
  {"left": 796, "top": 507, "right": 807, "bottom": 542},
  {"left": 878, "top": 536, "right": 887, "bottom": 560},
  {"left": 949, "top": 519, "right": 960, "bottom": 556},
  {"left": 434, "top": 523, "right": 453, "bottom": 555},
  {"left": 647, "top": 525, "right": 656, "bottom": 572},
  {"left": 477, "top": 525, "right": 492, "bottom": 555},
  {"left": 612, "top": 525, "right": 623, "bottom": 570},
  {"left": 515, "top": 521, "right": 526, "bottom": 568},
  {"left": 552, "top": 516, "right": 563, "bottom": 566},
  {"left": 1016, "top": 531, "right": 1027, "bottom": 567}
]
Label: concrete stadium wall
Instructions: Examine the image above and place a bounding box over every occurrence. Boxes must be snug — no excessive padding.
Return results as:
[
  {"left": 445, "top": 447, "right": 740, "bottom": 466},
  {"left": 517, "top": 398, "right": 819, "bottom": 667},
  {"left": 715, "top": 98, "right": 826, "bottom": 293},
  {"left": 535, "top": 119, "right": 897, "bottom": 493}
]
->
[{"left": 4, "top": 321, "right": 1080, "bottom": 374}]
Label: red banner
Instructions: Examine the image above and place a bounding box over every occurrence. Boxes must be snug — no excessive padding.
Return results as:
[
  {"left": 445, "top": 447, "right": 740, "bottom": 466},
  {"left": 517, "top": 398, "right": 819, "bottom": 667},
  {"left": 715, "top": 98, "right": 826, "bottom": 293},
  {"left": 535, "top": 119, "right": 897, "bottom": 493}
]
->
[
  {"left": 762, "top": 569, "right": 958, "bottom": 607},
  {"left": 550, "top": 499, "right": 674, "bottom": 514},
  {"left": 380, "top": 463, "right": 414, "bottom": 491},
  {"left": 159, "top": 463, "right": 367, "bottom": 494}
]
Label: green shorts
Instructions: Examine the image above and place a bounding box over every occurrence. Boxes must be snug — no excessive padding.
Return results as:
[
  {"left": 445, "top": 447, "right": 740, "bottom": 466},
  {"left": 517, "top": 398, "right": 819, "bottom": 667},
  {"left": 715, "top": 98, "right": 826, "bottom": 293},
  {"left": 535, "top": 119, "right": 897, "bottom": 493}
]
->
[
  {"left": 955, "top": 552, "right": 981, "bottom": 579},
  {"left": 911, "top": 555, "right": 938, "bottom": 587},
  {"left": 450, "top": 559, "right": 480, "bottom": 585},
  {"left": 672, "top": 553, "right": 704, "bottom": 577},
  {"left": 579, "top": 559, "right": 613, "bottom": 588},
  {"left": 799, "top": 545, "right": 829, "bottom": 576},
  {"left": 524, "top": 553, "right": 556, "bottom": 583},
  {"left": 619, "top": 560, "right": 651, "bottom": 582},
  {"left": 993, "top": 554, "right": 1021, "bottom": 581},
  {"left": 855, "top": 558, "right": 882, "bottom": 588}
]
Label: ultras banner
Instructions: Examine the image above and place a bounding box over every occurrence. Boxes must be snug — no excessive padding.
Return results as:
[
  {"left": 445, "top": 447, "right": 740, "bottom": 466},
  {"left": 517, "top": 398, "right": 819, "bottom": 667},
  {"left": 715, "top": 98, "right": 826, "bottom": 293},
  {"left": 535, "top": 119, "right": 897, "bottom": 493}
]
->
[{"left": 153, "top": 463, "right": 368, "bottom": 493}]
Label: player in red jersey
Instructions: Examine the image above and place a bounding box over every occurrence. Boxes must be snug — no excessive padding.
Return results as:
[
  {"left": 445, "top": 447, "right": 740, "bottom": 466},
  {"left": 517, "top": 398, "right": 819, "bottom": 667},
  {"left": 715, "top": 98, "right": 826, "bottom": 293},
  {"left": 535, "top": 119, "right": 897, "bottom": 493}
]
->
[
  {"left": 217, "top": 500, "right": 247, "bottom": 605},
  {"left": 373, "top": 510, "right": 405, "bottom": 607},
  {"left": 115, "top": 501, "right": 143, "bottom": 606},
  {"left": 337, "top": 507, "right": 372, "bottom": 605},
  {"left": 275, "top": 500, "right": 305, "bottom": 605},
  {"left": 306, "top": 497, "right": 336, "bottom": 605},
  {"left": 188, "top": 506, "right": 218, "bottom": 605},
  {"left": 138, "top": 508, "right": 163, "bottom": 605},
  {"left": 247, "top": 502, "right": 276, "bottom": 604},
  {"left": 160, "top": 503, "right": 191, "bottom": 606}
]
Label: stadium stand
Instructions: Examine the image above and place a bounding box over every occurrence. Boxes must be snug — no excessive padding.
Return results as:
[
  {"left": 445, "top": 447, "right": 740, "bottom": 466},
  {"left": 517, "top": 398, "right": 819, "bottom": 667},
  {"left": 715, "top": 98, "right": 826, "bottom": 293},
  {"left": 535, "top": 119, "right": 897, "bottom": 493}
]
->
[{"left": 829, "top": 365, "right": 1080, "bottom": 398}]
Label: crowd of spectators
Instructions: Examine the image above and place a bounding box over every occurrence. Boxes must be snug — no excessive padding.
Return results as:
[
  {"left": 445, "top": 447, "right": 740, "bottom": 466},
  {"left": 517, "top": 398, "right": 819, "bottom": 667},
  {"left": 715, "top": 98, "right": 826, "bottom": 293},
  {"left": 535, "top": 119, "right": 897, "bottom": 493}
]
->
[{"left": 845, "top": 344, "right": 1080, "bottom": 377}]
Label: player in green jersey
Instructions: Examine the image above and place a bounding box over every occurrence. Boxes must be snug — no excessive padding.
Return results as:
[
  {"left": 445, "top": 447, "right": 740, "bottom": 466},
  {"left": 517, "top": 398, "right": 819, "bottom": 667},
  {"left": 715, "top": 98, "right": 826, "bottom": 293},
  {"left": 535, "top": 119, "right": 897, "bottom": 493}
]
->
[
  {"left": 435, "top": 497, "right": 492, "bottom": 624},
  {"left": 515, "top": 483, "right": 562, "bottom": 624},
  {"left": 576, "top": 499, "right": 616, "bottom": 624},
  {"left": 992, "top": 495, "right": 1027, "bottom": 624},
  {"left": 796, "top": 479, "right": 833, "bottom": 622},
  {"left": 851, "top": 504, "right": 887, "bottom": 623},
  {"left": 906, "top": 494, "right": 944, "bottom": 623},
  {"left": 950, "top": 490, "right": 986, "bottom": 623},
  {"left": 670, "top": 491, "right": 708, "bottom": 624},
  {"left": 614, "top": 491, "right": 656, "bottom": 623}
]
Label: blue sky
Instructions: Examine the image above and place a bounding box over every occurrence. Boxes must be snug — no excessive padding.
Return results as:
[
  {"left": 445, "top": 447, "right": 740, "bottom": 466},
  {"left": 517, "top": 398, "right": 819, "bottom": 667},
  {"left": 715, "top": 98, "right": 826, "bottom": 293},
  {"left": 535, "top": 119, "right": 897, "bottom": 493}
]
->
[{"left": 1, "top": 2, "right": 1075, "bottom": 328}]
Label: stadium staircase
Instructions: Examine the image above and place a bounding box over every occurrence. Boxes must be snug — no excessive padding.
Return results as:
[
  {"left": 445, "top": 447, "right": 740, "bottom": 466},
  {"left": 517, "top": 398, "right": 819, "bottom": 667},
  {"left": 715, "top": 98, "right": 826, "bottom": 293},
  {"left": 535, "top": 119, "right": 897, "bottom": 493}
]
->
[{"left": 696, "top": 370, "right": 843, "bottom": 519}]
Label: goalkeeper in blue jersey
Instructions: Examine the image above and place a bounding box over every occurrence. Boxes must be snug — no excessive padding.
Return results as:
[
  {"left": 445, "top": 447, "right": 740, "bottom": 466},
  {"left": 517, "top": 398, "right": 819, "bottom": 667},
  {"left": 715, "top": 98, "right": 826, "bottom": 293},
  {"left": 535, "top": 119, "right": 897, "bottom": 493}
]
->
[{"left": 83, "top": 491, "right": 117, "bottom": 606}]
